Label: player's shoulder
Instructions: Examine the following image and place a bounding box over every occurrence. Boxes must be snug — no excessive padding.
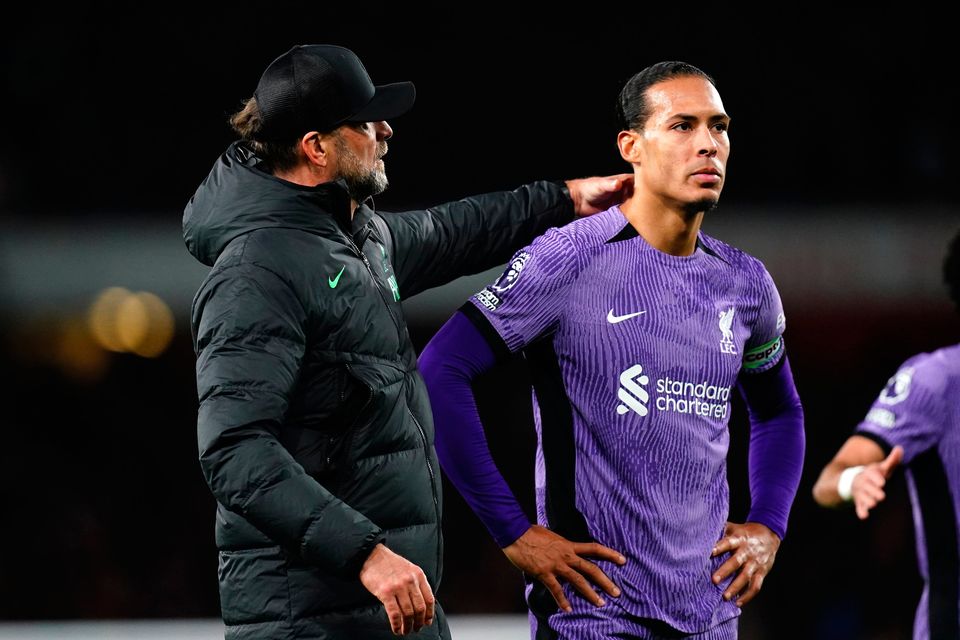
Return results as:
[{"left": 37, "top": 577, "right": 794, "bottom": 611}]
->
[
  {"left": 698, "top": 231, "right": 766, "bottom": 271},
  {"left": 556, "top": 206, "right": 633, "bottom": 249},
  {"left": 699, "top": 231, "right": 774, "bottom": 282},
  {"left": 897, "top": 343, "right": 960, "bottom": 392},
  {"left": 520, "top": 207, "right": 627, "bottom": 270}
]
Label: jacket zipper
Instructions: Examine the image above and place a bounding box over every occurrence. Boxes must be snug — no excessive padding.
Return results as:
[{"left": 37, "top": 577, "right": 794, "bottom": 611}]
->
[
  {"left": 345, "top": 233, "right": 404, "bottom": 343},
  {"left": 347, "top": 230, "right": 438, "bottom": 570},
  {"left": 406, "top": 406, "right": 442, "bottom": 574}
]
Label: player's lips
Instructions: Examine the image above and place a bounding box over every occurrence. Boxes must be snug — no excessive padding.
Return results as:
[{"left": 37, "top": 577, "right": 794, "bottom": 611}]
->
[{"left": 691, "top": 167, "right": 722, "bottom": 184}]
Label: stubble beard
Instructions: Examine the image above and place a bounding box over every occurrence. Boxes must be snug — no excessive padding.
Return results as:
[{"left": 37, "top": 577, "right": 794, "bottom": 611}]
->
[
  {"left": 335, "top": 135, "right": 389, "bottom": 203},
  {"left": 682, "top": 196, "right": 719, "bottom": 218}
]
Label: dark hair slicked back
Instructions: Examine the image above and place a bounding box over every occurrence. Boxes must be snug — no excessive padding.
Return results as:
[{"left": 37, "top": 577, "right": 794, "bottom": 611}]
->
[{"left": 617, "top": 61, "right": 715, "bottom": 132}]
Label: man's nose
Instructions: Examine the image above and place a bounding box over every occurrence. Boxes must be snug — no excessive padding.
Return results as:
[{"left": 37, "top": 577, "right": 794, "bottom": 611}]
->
[
  {"left": 696, "top": 127, "right": 719, "bottom": 157},
  {"left": 375, "top": 121, "right": 393, "bottom": 141}
]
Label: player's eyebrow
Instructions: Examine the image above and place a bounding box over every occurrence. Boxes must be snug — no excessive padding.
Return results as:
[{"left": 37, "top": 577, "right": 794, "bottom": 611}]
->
[{"left": 672, "top": 113, "right": 731, "bottom": 123}]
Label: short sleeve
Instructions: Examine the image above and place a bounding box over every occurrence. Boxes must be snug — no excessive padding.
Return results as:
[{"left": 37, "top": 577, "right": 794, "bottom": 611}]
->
[
  {"left": 855, "top": 355, "right": 948, "bottom": 463},
  {"left": 742, "top": 265, "right": 786, "bottom": 375},
  {"left": 466, "top": 226, "right": 578, "bottom": 353}
]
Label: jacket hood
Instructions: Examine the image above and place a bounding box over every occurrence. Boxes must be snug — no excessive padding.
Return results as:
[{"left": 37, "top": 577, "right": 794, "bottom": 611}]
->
[{"left": 183, "top": 141, "right": 358, "bottom": 266}]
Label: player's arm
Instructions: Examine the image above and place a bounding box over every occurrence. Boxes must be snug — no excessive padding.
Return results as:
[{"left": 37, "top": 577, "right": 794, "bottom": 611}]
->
[
  {"left": 711, "top": 356, "right": 804, "bottom": 607},
  {"left": 418, "top": 309, "right": 625, "bottom": 612},
  {"left": 381, "top": 176, "right": 631, "bottom": 298},
  {"left": 812, "top": 435, "right": 903, "bottom": 519}
]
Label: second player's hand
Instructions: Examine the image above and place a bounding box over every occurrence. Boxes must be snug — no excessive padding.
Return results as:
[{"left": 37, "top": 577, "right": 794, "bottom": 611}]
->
[
  {"left": 711, "top": 522, "right": 780, "bottom": 607},
  {"left": 503, "top": 524, "right": 626, "bottom": 612},
  {"left": 851, "top": 446, "right": 903, "bottom": 520},
  {"left": 359, "top": 543, "right": 435, "bottom": 635}
]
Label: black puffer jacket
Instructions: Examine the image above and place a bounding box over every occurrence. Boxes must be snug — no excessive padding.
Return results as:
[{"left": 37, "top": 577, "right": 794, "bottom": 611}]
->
[{"left": 183, "top": 142, "right": 574, "bottom": 639}]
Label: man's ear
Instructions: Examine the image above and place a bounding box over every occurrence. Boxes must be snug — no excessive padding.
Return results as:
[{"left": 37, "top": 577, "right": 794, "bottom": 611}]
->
[
  {"left": 301, "top": 131, "right": 331, "bottom": 167},
  {"left": 617, "top": 129, "right": 642, "bottom": 165}
]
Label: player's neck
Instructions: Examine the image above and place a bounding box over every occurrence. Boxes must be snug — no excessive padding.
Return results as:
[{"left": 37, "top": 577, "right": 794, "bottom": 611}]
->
[{"left": 619, "top": 196, "right": 704, "bottom": 257}]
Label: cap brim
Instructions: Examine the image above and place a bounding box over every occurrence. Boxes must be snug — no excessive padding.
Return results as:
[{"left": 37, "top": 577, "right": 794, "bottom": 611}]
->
[{"left": 349, "top": 81, "right": 416, "bottom": 122}]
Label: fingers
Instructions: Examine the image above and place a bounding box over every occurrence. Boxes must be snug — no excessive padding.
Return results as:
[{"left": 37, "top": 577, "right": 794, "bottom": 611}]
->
[
  {"left": 855, "top": 492, "right": 884, "bottom": 519},
  {"left": 715, "top": 553, "right": 769, "bottom": 607},
  {"left": 421, "top": 576, "right": 436, "bottom": 628},
  {"left": 711, "top": 533, "right": 742, "bottom": 557},
  {"left": 712, "top": 553, "right": 742, "bottom": 584},
  {"left": 357, "top": 545, "right": 433, "bottom": 636},
  {"left": 734, "top": 572, "right": 765, "bottom": 607},
  {"left": 558, "top": 565, "right": 605, "bottom": 607},
  {"left": 711, "top": 523, "right": 776, "bottom": 607},
  {"left": 571, "top": 542, "right": 627, "bottom": 565},
  {"left": 570, "top": 556, "right": 622, "bottom": 598},
  {"left": 542, "top": 574, "right": 573, "bottom": 613},
  {"left": 722, "top": 559, "right": 753, "bottom": 601},
  {"left": 384, "top": 597, "right": 403, "bottom": 635},
  {"left": 398, "top": 589, "right": 417, "bottom": 635},
  {"left": 408, "top": 582, "right": 427, "bottom": 632},
  {"left": 880, "top": 446, "right": 904, "bottom": 477},
  {"left": 506, "top": 528, "right": 624, "bottom": 611},
  {"left": 852, "top": 470, "right": 888, "bottom": 519}
]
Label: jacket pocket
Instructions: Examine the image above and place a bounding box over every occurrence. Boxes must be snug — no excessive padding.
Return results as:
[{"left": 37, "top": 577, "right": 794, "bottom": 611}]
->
[{"left": 218, "top": 546, "right": 289, "bottom": 625}]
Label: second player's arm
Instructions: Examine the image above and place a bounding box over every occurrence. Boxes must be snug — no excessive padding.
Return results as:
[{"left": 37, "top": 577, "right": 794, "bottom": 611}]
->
[{"left": 812, "top": 435, "right": 903, "bottom": 519}]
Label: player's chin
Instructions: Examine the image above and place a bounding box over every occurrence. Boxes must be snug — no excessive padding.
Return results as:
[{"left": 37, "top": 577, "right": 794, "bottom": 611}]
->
[{"left": 684, "top": 194, "right": 720, "bottom": 216}]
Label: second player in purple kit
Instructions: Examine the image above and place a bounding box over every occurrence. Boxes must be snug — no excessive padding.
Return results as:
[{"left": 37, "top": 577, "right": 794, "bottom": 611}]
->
[
  {"left": 419, "top": 62, "right": 805, "bottom": 639},
  {"left": 813, "top": 229, "right": 960, "bottom": 639}
]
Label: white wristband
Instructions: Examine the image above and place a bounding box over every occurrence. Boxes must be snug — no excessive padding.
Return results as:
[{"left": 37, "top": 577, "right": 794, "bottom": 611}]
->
[{"left": 837, "top": 465, "right": 866, "bottom": 502}]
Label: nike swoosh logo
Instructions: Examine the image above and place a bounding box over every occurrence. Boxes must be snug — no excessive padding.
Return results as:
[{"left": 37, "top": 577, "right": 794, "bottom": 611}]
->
[
  {"left": 607, "top": 309, "right": 646, "bottom": 324},
  {"left": 328, "top": 266, "right": 346, "bottom": 288}
]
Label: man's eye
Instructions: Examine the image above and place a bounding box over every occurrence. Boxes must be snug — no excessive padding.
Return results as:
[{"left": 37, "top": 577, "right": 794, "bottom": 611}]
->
[{"left": 672, "top": 122, "right": 691, "bottom": 131}]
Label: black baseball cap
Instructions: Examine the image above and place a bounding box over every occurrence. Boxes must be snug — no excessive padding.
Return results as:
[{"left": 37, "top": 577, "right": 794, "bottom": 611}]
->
[{"left": 252, "top": 44, "right": 416, "bottom": 142}]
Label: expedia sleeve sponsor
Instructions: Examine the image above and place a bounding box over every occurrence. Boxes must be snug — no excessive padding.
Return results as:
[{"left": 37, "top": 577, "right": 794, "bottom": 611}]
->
[
  {"left": 474, "top": 288, "right": 501, "bottom": 311},
  {"left": 742, "top": 335, "right": 784, "bottom": 371},
  {"left": 865, "top": 407, "right": 897, "bottom": 429}
]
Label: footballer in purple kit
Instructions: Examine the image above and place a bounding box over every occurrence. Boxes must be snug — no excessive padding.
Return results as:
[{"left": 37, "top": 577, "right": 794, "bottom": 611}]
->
[
  {"left": 813, "top": 229, "right": 960, "bottom": 640},
  {"left": 419, "top": 61, "right": 806, "bottom": 639}
]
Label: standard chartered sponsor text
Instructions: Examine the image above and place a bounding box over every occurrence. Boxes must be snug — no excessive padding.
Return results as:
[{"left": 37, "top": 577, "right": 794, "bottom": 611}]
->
[{"left": 655, "top": 376, "right": 730, "bottom": 418}]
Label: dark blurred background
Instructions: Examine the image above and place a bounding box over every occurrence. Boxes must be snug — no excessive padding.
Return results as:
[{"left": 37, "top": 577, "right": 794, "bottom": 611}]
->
[{"left": 1, "top": 5, "right": 957, "bottom": 639}]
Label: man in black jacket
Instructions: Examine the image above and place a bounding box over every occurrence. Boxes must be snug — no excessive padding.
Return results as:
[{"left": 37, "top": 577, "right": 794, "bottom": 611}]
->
[{"left": 183, "top": 44, "right": 631, "bottom": 639}]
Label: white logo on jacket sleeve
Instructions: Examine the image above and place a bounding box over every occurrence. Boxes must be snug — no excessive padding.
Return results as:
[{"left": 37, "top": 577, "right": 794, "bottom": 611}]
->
[
  {"left": 718, "top": 307, "right": 737, "bottom": 355},
  {"left": 491, "top": 251, "right": 530, "bottom": 292}
]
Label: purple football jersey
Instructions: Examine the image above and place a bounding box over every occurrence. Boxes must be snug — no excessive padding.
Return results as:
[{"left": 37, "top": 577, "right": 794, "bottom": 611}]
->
[
  {"left": 468, "top": 206, "right": 786, "bottom": 633},
  {"left": 856, "top": 344, "right": 960, "bottom": 640}
]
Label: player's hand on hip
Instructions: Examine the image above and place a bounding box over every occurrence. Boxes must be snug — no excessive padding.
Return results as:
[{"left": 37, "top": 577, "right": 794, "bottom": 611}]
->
[
  {"left": 710, "top": 522, "right": 781, "bottom": 608},
  {"left": 503, "top": 524, "right": 626, "bottom": 612},
  {"left": 565, "top": 174, "right": 634, "bottom": 217},
  {"left": 359, "top": 543, "right": 435, "bottom": 635},
  {"left": 852, "top": 445, "right": 903, "bottom": 520}
]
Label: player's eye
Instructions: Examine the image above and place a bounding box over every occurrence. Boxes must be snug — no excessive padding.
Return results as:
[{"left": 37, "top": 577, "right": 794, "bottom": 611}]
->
[{"left": 672, "top": 122, "right": 692, "bottom": 131}]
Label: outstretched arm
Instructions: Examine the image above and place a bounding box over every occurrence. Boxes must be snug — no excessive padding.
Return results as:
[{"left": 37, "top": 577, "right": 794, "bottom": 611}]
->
[
  {"left": 383, "top": 176, "right": 631, "bottom": 298},
  {"left": 812, "top": 436, "right": 903, "bottom": 519},
  {"left": 711, "top": 356, "right": 805, "bottom": 607},
  {"left": 418, "top": 310, "right": 625, "bottom": 611}
]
